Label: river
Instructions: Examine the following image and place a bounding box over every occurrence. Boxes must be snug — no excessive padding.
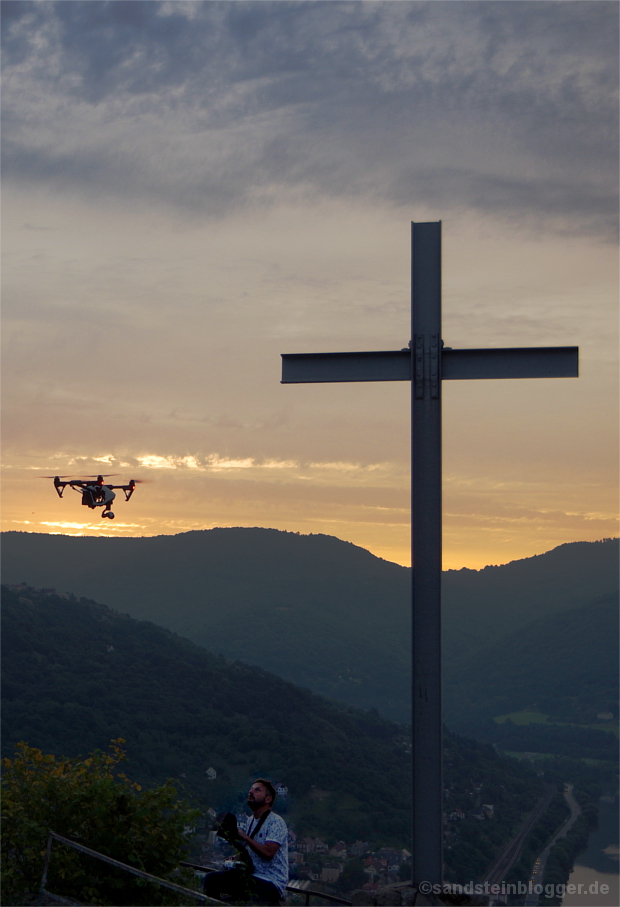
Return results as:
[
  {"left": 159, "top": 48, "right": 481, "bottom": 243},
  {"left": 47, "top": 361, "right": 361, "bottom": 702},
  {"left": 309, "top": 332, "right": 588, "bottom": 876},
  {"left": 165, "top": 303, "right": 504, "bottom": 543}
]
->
[{"left": 561, "top": 798, "right": 618, "bottom": 907}]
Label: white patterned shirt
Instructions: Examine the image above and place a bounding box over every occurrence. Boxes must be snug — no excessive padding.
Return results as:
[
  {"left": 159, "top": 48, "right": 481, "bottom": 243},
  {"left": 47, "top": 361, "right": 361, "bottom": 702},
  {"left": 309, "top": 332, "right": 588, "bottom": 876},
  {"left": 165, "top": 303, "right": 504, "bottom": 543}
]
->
[{"left": 243, "top": 811, "right": 289, "bottom": 895}]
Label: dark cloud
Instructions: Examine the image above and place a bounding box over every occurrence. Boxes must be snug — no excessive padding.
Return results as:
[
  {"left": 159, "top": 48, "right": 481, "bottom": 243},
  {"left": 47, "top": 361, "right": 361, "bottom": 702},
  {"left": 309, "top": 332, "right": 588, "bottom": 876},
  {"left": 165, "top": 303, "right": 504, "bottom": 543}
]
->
[{"left": 2, "top": 1, "right": 617, "bottom": 237}]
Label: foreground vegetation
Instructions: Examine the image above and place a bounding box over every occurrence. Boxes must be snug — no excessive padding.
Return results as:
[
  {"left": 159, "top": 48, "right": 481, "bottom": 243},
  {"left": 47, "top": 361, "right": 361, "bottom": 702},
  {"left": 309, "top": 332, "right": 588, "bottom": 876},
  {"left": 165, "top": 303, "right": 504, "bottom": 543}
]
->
[{"left": 1, "top": 739, "right": 199, "bottom": 906}]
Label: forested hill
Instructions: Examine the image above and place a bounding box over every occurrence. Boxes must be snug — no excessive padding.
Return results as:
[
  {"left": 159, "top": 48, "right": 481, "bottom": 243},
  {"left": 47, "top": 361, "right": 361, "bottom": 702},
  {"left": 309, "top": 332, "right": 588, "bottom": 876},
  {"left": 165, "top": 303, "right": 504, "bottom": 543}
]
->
[
  {"left": 1, "top": 583, "right": 410, "bottom": 844},
  {"left": 3, "top": 529, "right": 412, "bottom": 719},
  {"left": 2, "top": 583, "right": 549, "bottom": 878},
  {"left": 1, "top": 530, "right": 617, "bottom": 723},
  {"left": 441, "top": 537, "right": 619, "bottom": 665},
  {"left": 445, "top": 592, "right": 619, "bottom": 742}
]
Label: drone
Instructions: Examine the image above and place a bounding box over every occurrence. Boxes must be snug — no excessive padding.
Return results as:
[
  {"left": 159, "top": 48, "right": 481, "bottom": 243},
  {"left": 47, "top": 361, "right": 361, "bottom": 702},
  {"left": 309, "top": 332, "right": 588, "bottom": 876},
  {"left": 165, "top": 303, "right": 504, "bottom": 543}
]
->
[{"left": 43, "top": 474, "right": 144, "bottom": 520}]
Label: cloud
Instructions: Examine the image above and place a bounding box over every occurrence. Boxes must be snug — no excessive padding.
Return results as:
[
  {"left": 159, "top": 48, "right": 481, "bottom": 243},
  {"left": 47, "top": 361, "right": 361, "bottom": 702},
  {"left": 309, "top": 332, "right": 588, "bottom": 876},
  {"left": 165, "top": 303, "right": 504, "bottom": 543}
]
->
[
  {"left": 130, "top": 451, "right": 401, "bottom": 483},
  {"left": 1, "top": 2, "right": 617, "bottom": 570},
  {"left": 2, "top": 1, "right": 617, "bottom": 237}
]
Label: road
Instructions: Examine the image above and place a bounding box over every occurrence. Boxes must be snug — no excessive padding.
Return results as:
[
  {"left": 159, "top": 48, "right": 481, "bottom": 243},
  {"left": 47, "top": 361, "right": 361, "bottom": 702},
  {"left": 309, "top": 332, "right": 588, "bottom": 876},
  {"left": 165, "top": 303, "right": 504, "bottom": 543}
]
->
[
  {"left": 523, "top": 785, "right": 581, "bottom": 906},
  {"left": 482, "top": 784, "right": 557, "bottom": 888}
]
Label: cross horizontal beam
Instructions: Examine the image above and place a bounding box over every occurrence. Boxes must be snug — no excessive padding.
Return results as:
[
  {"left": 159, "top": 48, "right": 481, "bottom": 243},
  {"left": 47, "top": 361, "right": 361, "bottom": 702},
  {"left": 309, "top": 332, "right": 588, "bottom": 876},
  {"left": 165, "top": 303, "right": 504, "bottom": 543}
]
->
[
  {"left": 281, "top": 346, "right": 578, "bottom": 384},
  {"left": 443, "top": 346, "right": 579, "bottom": 380},
  {"left": 282, "top": 350, "right": 410, "bottom": 383}
]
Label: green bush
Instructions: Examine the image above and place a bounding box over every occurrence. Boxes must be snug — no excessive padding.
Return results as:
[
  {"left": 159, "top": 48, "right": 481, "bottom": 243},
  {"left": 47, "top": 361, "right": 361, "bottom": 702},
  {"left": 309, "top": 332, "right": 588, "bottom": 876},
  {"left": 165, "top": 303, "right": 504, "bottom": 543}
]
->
[{"left": 1, "top": 739, "right": 200, "bottom": 906}]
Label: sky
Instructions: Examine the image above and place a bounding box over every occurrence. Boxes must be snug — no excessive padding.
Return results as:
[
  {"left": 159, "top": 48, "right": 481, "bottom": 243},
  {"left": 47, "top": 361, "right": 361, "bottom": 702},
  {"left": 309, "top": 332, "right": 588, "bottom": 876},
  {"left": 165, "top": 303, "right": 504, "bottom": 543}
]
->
[{"left": 2, "top": 0, "right": 618, "bottom": 569}]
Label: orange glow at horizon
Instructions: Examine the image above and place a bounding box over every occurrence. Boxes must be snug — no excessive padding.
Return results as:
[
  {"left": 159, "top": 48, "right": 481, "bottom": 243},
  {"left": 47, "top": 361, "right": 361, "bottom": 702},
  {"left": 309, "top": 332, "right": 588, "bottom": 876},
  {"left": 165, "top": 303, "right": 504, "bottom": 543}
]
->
[{"left": 2, "top": 455, "right": 617, "bottom": 571}]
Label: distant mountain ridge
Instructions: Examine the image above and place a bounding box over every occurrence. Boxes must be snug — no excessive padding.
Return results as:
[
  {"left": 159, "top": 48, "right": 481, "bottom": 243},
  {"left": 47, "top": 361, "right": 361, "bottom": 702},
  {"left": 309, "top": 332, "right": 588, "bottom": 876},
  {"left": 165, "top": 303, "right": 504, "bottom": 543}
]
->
[
  {"left": 2, "top": 530, "right": 618, "bottom": 724},
  {"left": 442, "top": 538, "right": 619, "bottom": 660}
]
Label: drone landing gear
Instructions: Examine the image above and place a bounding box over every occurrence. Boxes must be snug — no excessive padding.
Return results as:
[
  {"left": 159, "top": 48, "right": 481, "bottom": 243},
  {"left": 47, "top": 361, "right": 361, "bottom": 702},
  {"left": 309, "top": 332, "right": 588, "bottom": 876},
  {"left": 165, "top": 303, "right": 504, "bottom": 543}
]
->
[{"left": 102, "top": 511, "right": 115, "bottom": 519}]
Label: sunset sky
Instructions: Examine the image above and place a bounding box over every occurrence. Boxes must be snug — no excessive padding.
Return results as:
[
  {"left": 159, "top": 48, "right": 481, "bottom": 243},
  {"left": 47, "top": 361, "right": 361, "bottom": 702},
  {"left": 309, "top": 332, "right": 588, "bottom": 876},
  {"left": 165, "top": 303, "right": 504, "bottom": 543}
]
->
[{"left": 2, "top": 1, "right": 618, "bottom": 569}]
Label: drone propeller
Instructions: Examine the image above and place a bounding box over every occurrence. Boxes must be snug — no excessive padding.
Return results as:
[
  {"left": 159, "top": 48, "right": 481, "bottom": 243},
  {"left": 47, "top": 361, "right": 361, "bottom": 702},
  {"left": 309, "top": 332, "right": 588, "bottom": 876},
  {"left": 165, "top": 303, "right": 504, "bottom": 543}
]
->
[{"left": 40, "top": 473, "right": 121, "bottom": 480}]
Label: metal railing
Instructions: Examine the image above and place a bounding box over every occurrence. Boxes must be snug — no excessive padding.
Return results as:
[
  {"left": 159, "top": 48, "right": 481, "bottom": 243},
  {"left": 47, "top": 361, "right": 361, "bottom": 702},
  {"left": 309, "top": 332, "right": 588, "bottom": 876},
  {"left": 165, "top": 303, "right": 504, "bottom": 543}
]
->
[
  {"left": 181, "top": 862, "right": 353, "bottom": 906},
  {"left": 39, "top": 831, "right": 222, "bottom": 905},
  {"left": 285, "top": 879, "right": 352, "bottom": 906},
  {"left": 38, "top": 832, "right": 353, "bottom": 906}
]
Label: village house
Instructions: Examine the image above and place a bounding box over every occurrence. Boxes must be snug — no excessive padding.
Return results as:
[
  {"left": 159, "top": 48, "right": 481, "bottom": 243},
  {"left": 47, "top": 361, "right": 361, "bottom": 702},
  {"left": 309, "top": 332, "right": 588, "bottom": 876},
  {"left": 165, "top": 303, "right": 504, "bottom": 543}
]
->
[
  {"left": 376, "top": 847, "right": 403, "bottom": 874},
  {"left": 321, "top": 863, "right": 342, "bottom": 884},
  {"left": 349, "top": 840, "right": 370, "bottom": 857},
  {"left": 364, "top": 856, "right": 388, "bottom": 883},
  {"left": 297, "top": 837, "right": 321, "bottom": 854},
  {"left": 329, "top": 841, "right": 347, "bottom": 860}
]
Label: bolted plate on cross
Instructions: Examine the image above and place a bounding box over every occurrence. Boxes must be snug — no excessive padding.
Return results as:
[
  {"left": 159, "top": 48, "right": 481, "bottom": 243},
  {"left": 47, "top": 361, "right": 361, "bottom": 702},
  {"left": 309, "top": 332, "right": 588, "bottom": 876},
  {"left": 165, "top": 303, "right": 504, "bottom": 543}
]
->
[{"left": 280, "top": 222, "right": 578, "bottom": 886}]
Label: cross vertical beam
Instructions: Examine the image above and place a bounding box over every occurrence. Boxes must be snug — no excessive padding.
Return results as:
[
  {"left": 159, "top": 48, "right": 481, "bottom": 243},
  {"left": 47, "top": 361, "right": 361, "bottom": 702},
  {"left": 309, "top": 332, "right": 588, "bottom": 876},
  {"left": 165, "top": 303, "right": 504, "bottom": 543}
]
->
[
  {"left": 411, "top": 222, "right": 443, "bottom": 884},
  {"left": 280, "top": 222, "right": 578, "bottom": 889}
]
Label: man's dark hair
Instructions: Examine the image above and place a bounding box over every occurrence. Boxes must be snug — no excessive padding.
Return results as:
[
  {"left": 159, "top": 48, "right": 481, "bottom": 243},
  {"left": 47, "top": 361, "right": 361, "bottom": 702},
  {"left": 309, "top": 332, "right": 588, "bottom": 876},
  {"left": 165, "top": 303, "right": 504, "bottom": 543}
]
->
[{"left": 254, "top": 778, "right": 276, "bottom": 804}]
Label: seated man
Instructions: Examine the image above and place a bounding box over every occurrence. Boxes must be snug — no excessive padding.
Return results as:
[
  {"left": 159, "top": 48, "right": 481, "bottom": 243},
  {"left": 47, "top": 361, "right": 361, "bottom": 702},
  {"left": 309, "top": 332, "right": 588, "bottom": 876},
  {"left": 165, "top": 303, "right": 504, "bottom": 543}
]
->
[{"left": 204, "top": 779, "right": 288, "bottom": 906}]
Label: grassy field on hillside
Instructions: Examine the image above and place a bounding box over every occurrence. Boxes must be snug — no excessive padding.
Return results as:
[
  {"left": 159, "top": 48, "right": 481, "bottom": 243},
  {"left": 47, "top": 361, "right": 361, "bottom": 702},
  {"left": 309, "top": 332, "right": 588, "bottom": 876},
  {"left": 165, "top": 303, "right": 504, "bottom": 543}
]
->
[{"left": 495, "top": 710, "right": 619, "bottom": 737}]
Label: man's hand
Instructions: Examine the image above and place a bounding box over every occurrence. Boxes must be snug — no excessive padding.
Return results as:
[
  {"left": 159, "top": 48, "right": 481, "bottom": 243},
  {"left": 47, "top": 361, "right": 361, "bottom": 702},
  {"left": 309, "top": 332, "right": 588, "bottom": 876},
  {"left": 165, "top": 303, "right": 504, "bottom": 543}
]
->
[{"left": 237, "top": 829, "right": 280, "bottom": 861}]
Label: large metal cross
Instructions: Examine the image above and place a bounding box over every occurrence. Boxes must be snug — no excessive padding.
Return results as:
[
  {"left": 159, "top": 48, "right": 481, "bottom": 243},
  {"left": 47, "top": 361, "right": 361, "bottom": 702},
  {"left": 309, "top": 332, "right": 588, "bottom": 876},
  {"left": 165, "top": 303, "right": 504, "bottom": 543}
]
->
[{"left": 280, "top": 222, "right": 578, "bottom": 886}]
